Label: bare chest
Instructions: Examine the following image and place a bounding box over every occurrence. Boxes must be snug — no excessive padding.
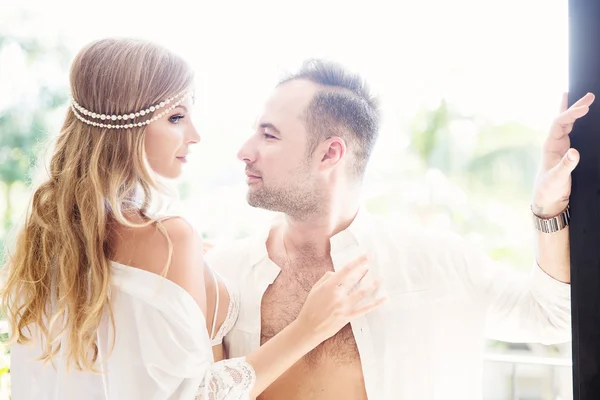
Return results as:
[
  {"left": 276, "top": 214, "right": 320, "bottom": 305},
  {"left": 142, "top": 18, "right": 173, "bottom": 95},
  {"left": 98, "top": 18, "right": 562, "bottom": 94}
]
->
[{"left": 260, "top": 255, "right": 362, "bottom": 367}]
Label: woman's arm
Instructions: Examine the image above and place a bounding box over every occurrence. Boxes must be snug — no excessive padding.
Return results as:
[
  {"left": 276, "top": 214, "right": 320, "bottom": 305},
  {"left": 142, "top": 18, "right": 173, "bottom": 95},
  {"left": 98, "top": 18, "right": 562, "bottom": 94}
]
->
[
  {"left": 246, "top": 257, "right": 383, "bottom": 397},
  {"left": 195, "top": 257, "right": 385, "bottom": 400},
  {"left": 148, "top": 222, "right": 383, "bottom": 399}
]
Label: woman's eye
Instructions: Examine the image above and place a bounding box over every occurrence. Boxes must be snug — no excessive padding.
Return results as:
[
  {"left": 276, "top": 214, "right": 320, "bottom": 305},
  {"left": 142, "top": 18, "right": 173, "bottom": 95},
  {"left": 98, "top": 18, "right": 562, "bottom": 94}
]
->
[
  {"left": 169, "top": 115, "right": 185, "bottom": 124},
  {"left": 263, "top": 133, "right": 277, "bottom": 139}
]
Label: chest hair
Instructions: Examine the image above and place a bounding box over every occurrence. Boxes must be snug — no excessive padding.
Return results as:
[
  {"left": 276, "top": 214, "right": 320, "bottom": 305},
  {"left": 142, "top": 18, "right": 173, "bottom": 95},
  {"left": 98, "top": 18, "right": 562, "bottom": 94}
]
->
[{"left": 260, "top": 252, "right": 360, "bottom": 366}]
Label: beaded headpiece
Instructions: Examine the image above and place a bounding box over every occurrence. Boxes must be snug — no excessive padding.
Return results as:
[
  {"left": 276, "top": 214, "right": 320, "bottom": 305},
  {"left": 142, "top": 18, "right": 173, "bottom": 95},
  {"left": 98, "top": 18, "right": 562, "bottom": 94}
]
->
[{"left": 70, "top": 89, "right": 192, "bottom": 129}]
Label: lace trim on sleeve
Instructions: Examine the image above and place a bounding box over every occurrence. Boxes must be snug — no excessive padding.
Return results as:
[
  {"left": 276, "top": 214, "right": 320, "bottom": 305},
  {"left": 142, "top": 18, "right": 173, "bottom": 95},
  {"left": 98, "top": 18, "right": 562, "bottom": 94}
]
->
[{"left": 195, "top": 357, "right": 256, "bottom": 400}]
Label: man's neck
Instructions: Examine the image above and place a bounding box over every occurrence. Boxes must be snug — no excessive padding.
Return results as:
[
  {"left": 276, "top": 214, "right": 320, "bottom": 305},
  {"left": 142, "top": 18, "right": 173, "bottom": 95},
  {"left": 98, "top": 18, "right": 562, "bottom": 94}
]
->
[{"left": 281, "top": 200, "right": 360, "bottom": 259}]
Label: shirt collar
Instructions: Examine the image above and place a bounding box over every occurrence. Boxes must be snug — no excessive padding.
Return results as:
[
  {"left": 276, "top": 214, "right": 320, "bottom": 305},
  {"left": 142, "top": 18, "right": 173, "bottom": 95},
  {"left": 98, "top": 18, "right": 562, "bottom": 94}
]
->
[
  {"left": 249, "top": 206, "right": 372, "bottom": 270},
  {"left": 330, "top": 206, "right": 371, "bottom": 253}
]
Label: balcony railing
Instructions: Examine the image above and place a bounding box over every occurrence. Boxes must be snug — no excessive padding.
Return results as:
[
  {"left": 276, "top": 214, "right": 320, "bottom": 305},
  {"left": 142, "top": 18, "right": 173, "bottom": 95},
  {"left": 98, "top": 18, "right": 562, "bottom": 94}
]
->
[
  {"left": 0, "top": 320, "right": 574, "bottom": 400},
  {"left": 484, "top": 352, "right": 572, "bottom": 400}
]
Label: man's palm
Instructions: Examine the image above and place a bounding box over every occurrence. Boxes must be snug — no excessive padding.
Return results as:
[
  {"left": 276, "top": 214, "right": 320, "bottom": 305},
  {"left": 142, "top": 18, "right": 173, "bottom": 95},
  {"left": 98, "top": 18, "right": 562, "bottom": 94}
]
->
[{"left": 533, "top": 92, "right": 595, "bottom": 218}]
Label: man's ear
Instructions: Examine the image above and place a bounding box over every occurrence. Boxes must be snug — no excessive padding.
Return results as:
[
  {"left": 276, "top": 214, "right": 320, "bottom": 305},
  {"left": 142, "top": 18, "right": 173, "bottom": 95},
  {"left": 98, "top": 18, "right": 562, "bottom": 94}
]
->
[{"left": 318, "top": 137, "right": 346, "bottom": 170}]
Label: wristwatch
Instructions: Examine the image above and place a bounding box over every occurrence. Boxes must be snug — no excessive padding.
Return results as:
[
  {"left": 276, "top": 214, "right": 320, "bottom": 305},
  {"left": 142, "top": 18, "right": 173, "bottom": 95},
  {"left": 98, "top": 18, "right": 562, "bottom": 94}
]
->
[{"left": 532, "top": 205, "right": 570, "bottom": 233}]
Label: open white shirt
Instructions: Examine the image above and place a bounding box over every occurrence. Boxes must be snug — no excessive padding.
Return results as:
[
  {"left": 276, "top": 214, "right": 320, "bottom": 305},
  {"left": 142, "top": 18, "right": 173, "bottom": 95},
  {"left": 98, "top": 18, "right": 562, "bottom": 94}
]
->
[
  {"left": 206, "top": 209, "right": 571, "bottom": 400},
  {"left": 10, "top": 262, "right": 255, "bottom": 400}
]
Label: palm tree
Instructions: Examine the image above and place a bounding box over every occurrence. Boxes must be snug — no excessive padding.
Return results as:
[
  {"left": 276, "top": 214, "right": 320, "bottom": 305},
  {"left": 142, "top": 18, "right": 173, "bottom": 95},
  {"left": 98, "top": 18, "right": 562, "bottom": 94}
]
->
[
  {"left": 409, "top": 99, "right": 541, "bottom": 197},
  {"left": 0, "top": 32, "right": 70, "bottom": 232}
]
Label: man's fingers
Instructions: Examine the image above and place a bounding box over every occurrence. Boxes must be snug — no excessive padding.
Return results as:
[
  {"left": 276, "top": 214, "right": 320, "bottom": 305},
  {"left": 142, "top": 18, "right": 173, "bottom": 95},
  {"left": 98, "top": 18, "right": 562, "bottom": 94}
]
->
[
  {"left": 551, "top": 148, "right": 580, "bottom": 179},
  {"left": 557, "top": 105, "right": 591, "bottom": 126},
  {"left": 550, "top": 106, "right": 591, "bottom": 139},
  {"left": 560, "top": 92, "right": 568, "bottom": 113},
  {"left": 570, "top": 92, "right": 595, "bottom": 110}
]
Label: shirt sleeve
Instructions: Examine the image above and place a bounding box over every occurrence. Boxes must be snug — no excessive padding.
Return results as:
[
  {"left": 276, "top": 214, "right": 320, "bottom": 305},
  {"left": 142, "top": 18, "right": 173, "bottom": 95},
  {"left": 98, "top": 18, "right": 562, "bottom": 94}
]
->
[
  {"left": 194, "top": 357, "right": 256, "bottom": 400},
  {"left": 448, "top": 233, "right": 571, "bottom": 344}
]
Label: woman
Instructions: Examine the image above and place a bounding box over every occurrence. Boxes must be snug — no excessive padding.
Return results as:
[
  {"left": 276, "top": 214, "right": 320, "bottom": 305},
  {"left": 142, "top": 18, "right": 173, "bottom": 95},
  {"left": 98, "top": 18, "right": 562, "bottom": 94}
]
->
[{"left": 2, "top": 38, "right": 385, "bottom": 399}]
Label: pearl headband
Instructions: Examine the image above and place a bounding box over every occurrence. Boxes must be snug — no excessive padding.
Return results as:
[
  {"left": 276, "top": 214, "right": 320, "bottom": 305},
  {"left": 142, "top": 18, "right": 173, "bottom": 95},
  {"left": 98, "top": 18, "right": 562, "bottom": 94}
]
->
[{"left": 70, "top": 89, "right": 192, "bottom": 129}]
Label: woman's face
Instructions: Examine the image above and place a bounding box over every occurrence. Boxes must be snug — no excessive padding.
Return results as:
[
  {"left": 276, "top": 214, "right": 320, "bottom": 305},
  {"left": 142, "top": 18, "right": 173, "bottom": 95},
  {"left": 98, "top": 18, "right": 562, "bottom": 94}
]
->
[{"left": 144, "top": 95, "right": 200, "bottom": 179}]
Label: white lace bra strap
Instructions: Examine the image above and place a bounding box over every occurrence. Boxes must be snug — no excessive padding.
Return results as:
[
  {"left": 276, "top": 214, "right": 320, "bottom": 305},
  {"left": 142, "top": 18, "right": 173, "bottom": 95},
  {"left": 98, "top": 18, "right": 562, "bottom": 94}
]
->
[{"left": 209, "top": 267, "right": 220, "bottom": 340}]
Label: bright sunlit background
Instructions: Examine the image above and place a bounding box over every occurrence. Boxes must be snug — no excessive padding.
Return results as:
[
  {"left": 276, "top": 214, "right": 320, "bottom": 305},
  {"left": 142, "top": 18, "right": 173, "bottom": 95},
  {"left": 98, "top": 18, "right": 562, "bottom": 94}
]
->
[{"left": 0, "top": 0, "right": 571, "bottom": 398}]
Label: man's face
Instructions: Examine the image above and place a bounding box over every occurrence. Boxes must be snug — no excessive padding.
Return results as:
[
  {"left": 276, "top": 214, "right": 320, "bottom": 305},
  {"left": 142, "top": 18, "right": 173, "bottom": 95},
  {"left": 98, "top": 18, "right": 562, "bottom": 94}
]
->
[{"left": 237, "top": 79, "right": 325, "bottom": 218}]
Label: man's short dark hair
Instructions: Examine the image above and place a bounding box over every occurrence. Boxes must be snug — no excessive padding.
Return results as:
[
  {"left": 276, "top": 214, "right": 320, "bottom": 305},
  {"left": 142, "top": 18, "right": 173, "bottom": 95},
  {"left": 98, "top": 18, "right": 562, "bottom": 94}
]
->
[{"left": 278, "top": 59, "right": 380, "bottom": 178}]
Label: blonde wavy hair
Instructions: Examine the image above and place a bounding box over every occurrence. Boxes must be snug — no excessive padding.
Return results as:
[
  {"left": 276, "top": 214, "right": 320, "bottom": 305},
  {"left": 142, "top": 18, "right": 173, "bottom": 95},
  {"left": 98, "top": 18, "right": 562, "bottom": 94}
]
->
[{"left": 1, "top": 38, "right": 195, "bottom": 372}]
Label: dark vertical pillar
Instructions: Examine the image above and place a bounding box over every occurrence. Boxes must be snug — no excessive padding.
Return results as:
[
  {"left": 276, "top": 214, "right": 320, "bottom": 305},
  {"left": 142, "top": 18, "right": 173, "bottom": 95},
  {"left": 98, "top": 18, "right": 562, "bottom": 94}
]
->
[{"left": 569, "top": 0, "right": 600, "bottom": 398}]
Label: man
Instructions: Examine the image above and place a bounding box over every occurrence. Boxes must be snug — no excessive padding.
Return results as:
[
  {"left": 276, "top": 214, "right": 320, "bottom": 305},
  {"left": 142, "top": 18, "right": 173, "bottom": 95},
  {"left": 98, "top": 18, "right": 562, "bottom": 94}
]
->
[{"left": 206, "top": 59, "right": 593, "bottom": 399}]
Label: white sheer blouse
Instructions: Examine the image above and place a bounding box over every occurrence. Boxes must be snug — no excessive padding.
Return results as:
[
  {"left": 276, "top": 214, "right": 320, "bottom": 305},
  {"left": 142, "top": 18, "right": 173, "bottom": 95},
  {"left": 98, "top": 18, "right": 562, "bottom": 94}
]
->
[{"left": 10, "top": 261, "right": 255, "bottom": 400}]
